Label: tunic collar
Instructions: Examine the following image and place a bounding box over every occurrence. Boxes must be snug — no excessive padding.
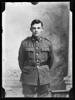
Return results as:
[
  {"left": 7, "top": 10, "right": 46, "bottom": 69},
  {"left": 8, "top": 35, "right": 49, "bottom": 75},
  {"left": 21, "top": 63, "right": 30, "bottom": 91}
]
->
[{"left": 31, "top": 35, "right": 42, "bottom": 42}]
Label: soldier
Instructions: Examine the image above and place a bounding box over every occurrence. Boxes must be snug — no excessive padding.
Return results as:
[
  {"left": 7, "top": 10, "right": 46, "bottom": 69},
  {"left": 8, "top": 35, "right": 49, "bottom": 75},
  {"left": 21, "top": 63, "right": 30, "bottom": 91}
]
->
[{"left": 18, "top": 19, "right": 54, "bottom": 97}]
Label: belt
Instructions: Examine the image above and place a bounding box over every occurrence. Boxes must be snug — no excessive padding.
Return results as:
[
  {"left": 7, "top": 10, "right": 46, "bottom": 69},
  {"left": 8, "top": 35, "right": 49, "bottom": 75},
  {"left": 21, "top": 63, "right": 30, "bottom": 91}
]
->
[
  {"left": 36, "top": 61, "right": 48, "bottom": 66},
  {"left": 23, "top": 61, "right": 49, "bottom": 71},
  {"left": 27, "top": 61, "right": 48, "bottom": 66}
]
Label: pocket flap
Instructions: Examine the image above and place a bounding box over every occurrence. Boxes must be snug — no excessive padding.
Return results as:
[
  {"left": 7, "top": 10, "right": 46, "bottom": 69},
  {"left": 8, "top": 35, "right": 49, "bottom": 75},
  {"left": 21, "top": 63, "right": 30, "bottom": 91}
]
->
[
  {"left": 41, "top": 47, "right": 49, "bottom": 51},
  {"left": 24, "top": 47, "right": 34, "bottom": 51}
]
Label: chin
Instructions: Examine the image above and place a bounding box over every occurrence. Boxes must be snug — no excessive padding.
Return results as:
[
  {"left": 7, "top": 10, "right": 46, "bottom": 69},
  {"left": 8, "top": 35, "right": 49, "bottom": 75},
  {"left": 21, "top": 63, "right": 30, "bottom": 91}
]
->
[
  {"left": 33, "top": 33, "right": 40, "bottom": 36},
  {"left": 33, "top": 34, "right": 38, "bottom": 36}
]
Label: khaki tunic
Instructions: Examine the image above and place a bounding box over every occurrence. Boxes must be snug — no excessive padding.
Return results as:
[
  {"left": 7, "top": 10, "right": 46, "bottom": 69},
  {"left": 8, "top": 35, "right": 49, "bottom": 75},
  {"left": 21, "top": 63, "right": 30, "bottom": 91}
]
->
[{"left": 18, "top": 36, "right": 54, "bottom": 85}]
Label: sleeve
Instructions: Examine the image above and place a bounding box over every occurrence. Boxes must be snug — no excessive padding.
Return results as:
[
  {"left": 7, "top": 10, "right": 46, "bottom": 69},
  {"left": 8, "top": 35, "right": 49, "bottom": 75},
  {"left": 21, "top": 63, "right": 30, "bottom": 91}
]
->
[
  {"left": 48, "top": 42, "right": 54, "bottom": 69},
  {"left": 18, "top": 42, "right": 25, "bottom": 71}
]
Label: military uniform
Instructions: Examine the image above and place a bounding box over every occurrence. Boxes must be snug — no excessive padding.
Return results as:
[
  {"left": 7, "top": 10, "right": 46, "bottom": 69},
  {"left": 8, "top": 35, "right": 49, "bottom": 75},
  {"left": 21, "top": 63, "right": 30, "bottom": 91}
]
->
[{"left": 18, "top": 35, "right": 54, "bottom": 97}]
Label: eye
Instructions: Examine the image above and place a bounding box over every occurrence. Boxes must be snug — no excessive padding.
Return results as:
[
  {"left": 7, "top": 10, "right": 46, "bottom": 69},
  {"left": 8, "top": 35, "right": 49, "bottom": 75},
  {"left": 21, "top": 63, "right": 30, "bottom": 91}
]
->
[
  {"left": 32, "top": 27, "right": 36, "bottom": 29},
  {"left": 37, "top": 27, "right": 40, "bottom": 29}
]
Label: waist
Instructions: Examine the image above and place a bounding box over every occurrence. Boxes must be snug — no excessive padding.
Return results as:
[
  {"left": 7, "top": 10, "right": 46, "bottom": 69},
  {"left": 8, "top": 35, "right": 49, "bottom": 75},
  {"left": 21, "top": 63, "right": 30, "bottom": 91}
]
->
[{"left": 25, "top": 61, "right": 48, "bottom": 66}]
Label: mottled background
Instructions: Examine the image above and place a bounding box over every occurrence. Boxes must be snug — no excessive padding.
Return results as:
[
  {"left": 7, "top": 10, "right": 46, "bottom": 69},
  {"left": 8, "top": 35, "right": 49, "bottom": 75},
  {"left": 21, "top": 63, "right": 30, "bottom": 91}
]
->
[{"left": 2, "top": 2, "right": 70, "bottom": 97}]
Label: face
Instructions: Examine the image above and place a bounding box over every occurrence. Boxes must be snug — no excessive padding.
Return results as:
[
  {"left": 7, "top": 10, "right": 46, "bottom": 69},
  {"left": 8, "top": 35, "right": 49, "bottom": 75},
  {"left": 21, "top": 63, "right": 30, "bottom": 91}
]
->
[{"left": 31, "top": 23, "right": 43, "bottom": 36}]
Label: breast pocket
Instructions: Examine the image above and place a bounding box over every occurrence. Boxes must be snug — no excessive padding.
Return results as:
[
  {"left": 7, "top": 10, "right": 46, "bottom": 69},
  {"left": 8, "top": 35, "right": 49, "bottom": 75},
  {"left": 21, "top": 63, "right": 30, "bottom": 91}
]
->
[
  {"left": 24, "top": 47, "right": 34, "bottom": 59},
  {"left": 41, "top": 46, "right": 50, "bottom": 52},
  {"left": 40, "top": 47, "right": 50, "bottom": 61}
]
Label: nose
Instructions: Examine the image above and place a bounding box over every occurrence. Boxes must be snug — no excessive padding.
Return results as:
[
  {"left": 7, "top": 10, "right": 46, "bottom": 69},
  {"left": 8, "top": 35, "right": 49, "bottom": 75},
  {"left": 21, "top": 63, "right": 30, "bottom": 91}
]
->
[{"left": 35, "top": 28, "right": 38, "bottom": 32}]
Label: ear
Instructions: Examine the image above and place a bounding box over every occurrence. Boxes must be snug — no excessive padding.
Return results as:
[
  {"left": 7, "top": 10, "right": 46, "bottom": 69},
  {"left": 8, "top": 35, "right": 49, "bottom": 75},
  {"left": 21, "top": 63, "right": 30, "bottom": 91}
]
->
[{"left": 30, "top": 27, "right": 32, "bottom": 32}]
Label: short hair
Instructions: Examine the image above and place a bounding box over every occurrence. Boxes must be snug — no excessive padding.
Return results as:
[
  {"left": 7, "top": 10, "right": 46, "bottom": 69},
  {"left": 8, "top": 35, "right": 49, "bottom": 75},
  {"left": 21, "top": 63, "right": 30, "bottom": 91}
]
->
[{"left": 31, "top": 19, "right": 43, "bottom": 27}]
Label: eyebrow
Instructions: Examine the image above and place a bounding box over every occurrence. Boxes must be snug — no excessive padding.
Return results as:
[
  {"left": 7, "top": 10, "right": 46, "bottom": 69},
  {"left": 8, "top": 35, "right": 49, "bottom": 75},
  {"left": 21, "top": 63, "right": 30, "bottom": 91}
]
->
[{"left": 32, "top": 27, "right": 41, "bottom": 28}]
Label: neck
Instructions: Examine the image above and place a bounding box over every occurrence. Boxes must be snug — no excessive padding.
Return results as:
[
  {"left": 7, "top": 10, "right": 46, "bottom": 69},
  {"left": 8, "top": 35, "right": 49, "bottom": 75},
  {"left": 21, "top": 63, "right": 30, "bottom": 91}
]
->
[
  {"left": 32, "top": 34, "right": 42, "bottom": 37},
  {"left": 32, "top": 35, "right": 39, "bottom": 38},
  {"left": 32, "top": 35, "right": 41, "bottom": 41}
]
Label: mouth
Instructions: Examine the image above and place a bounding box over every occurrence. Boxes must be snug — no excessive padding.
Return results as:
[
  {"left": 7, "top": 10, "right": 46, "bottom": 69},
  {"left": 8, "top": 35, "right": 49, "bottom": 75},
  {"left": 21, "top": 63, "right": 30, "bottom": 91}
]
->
[
  {"left": 34, "top": 32, "right": 38, "bottom": 35},
  {"left": 33, "top": 32, "right": 41, "bottom": 36},
  {"left": 35, "top": 31, "right": 38, "bottom": 33}
]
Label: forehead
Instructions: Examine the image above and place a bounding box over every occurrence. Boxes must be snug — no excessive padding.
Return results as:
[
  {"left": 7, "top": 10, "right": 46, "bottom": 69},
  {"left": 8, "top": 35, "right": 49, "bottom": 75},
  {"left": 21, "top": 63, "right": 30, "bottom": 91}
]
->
[{"left": 32, "top": 23, "right": 42, "bottom": 28}]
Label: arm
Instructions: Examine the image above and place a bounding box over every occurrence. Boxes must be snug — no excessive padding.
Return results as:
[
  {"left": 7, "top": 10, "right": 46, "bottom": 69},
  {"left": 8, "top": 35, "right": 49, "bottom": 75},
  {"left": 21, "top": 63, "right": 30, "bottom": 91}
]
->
[
  {"left": 48, "top": 43, "right": 54, "bottom": 69},
  {"left": 18, "top": 42, "right": 25, "bottom": 71}
]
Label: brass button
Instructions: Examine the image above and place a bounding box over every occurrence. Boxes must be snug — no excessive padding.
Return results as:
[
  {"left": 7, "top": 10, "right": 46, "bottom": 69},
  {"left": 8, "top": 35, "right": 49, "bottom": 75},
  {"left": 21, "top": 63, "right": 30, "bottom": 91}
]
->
[
  {"left": 35, "top": 47, "right": 39, "bottom": 50},
  {"left": 37, "top": 65, "right": 40, "bottom": 69},
  {"left": 39, "top": 37, "right": 42, "bottom": 41},
  {"left": 36, "top": 53, "right": 39, "bottom": 56},
  {"left": 36, "top": 59, "right": 40, "bottom": 63},
  {"left": 36, "top": 41, "right": 38, "bottom": 43}
]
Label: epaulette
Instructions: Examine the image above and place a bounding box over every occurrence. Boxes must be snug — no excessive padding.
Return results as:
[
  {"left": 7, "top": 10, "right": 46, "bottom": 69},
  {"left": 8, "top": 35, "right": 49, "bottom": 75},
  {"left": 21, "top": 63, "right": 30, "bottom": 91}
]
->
[{"left": 41, "top": 37, "right": 51, "bottom": 44}]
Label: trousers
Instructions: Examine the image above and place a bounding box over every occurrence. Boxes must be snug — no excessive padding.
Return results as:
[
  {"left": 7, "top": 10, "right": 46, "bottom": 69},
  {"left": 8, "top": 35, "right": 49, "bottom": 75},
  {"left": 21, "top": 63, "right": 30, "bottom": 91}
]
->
[{"left": 22, "top": 77, "right": 51, "bottom": 97}]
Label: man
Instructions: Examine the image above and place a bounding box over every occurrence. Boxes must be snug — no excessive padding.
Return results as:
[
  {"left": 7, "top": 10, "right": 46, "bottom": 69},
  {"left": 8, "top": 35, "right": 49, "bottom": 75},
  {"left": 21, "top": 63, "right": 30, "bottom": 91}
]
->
[{"left": 18, "top": 19, "right": 54, "bottom": 97}]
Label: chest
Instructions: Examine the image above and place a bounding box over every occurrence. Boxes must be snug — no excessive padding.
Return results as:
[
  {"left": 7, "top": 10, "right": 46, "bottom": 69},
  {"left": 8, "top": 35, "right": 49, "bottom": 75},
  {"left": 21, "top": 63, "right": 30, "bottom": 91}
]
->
[{"left": 24, "top": 40, "right": 50, "bottom": 52}]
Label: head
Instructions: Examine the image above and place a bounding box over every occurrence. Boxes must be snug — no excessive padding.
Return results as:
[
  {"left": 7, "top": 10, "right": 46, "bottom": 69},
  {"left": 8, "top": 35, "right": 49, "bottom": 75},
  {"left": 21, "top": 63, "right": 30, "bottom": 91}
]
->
[{"left": 30, "top": 19, "right": 43, "bottom": 36}]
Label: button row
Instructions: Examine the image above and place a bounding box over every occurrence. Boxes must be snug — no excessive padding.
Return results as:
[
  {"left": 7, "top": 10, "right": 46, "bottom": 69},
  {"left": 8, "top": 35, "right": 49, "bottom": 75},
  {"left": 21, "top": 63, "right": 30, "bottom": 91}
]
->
[{"left": 35, "top": 40, "right": 40, "bottom": 66}]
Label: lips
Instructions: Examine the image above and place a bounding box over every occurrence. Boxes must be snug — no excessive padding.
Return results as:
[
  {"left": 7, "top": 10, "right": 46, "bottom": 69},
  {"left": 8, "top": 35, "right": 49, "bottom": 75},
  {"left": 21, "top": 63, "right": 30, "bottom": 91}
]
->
[{"left": 35, "top": 32, "right": 38, "bottom": 34}]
